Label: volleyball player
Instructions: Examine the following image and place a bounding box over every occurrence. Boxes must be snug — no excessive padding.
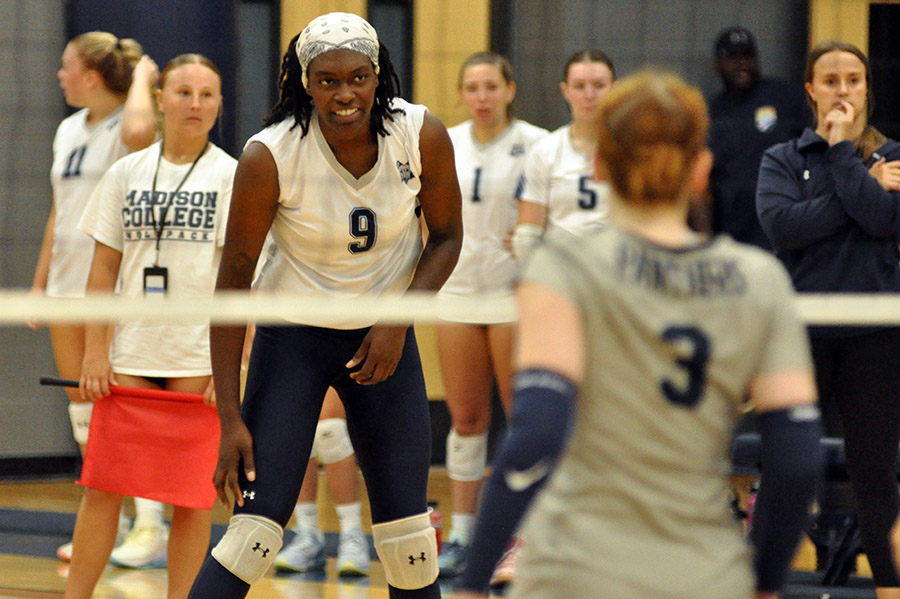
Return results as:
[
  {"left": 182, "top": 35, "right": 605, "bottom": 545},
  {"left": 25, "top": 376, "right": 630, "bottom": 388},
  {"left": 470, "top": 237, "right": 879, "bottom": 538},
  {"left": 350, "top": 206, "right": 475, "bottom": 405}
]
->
[
  {"left": 436, "top": 52, "right": 547, "bottom": 578},
  {"left": 510, "top": 49, "right": 615, "bottom": 260},
  {"left": 187, "top": 12, "right": 461, "bottom": 599},
  {"left": 28, "top": 31, "right": 165, "bottom": 566},
  {"left": 458, "top": 69, "right": 823, "bottom": 599}
]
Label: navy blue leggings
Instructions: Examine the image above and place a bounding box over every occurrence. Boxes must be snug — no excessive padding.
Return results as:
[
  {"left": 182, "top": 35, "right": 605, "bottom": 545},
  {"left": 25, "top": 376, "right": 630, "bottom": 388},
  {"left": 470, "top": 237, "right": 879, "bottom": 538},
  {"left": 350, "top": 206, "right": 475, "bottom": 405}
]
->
[
  {"left": 812, "top": 327, "right": 900, "bottom": 587},
  {"left": 188, "top": 325, "right": 439, "bottom": 599},
  {"left": 237, "top": 324, "right": 433, "bottom": 525}
]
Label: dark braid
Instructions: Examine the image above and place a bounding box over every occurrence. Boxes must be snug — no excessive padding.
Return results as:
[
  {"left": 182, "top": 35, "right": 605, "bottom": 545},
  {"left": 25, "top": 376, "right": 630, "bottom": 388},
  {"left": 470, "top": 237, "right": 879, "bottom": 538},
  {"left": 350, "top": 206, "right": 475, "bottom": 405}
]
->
[{"left": 263, "top": 36, "right": 404, "bottom": 138}]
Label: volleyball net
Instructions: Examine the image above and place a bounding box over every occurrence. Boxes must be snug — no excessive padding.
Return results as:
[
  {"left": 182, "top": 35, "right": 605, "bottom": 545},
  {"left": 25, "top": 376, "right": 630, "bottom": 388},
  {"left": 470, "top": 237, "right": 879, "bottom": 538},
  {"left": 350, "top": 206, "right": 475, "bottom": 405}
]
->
[{"left": 0, "top": 290, "right": 898, "bottom": 326}]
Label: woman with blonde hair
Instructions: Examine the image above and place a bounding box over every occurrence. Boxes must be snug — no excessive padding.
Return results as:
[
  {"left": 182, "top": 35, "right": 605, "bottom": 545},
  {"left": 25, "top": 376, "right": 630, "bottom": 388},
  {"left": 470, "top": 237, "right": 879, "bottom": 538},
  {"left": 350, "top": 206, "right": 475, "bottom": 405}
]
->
[
  {"left": 28, "top": 30, "right": 163, "bottom": 565},
  {"left": 71, "top": 53, "right": 236, "bottom": 599},
  {"left": 459, "top": 69, "right": 822, "bottom": 599}
]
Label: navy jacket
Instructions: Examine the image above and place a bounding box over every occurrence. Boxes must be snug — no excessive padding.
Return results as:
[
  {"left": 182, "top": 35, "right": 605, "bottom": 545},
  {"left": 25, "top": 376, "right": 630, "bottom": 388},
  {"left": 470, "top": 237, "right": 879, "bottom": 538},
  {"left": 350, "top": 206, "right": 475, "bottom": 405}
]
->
[{"left": 757, "top": 128, "right": 900, "bottom": 301}]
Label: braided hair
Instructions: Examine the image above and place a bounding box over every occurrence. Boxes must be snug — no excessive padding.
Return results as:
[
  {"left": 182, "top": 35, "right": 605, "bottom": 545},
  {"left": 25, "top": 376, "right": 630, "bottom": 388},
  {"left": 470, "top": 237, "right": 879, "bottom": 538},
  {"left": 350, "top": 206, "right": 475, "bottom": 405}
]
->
[{"left": 264, "top": 33, "right": 404, "bottom": 138}]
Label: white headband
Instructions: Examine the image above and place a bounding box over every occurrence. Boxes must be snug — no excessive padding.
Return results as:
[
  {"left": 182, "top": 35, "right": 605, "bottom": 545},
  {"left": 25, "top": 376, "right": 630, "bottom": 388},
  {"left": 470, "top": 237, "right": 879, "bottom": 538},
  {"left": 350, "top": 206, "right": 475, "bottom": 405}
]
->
[{"left": 296, "top": 12, "right": 380, "bottom": 88}]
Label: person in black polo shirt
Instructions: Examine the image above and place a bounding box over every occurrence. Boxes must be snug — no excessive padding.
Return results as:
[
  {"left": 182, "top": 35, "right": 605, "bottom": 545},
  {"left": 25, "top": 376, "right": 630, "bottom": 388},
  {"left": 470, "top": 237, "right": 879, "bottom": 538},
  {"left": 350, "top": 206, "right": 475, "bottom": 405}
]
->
[{"left": 707, "top": 26, "right": 807, "bottom": 250}]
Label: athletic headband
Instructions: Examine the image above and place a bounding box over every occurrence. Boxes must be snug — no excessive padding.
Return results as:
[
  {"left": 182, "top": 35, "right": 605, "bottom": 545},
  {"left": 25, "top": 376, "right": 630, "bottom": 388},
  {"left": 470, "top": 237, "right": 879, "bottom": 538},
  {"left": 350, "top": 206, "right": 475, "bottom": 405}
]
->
[{"left": 296, "top": 12, "right": 380, "bottom": 88}]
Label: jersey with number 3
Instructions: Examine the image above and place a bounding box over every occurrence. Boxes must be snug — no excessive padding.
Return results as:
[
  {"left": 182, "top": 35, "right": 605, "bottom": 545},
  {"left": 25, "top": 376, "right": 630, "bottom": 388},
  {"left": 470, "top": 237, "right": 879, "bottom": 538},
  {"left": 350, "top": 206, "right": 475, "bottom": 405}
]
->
[
  {"left": 441, "top": 119, "right": 547, "bottom": 307},
  {"left": 513, "top": 227, "right": 811, "bottom": 599},
  {"left": 48, "top": 107, "right": 130, "bottom": 297},
  {"left": 519, "top": 124, "right": 609, "bottom": 235},
  {"left": 249, "top": 99, "right": 426, "bottom": 328}
]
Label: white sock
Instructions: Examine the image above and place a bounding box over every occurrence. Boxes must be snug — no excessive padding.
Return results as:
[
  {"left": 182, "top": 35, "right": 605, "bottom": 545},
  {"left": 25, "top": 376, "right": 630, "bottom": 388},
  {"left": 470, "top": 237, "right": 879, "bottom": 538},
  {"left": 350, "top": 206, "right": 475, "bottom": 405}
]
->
[
  {"left": 335, "top": 501, "right": 363, "bottom": 533},
  {"left": 451, "top": 513, "right": 475, "bottom": 542},
  {"left": 294, "top": 502, "right": 319, "bottom": 531},
  {"left": 133, "top": 497, "right": 165, "bottom": 528}
]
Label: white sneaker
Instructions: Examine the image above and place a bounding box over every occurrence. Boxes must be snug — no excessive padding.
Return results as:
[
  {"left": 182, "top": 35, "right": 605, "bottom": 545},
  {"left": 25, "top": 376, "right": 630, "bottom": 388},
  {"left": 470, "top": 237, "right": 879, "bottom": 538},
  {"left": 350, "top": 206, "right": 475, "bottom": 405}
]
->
[
  {"left": 274, "top": 524, "right": 326, "bottom": 572},
  {"left": 337, "top": 528, "right": 370, "bottom": 577},
  {"left": 109, "top": 521, "right": 168, "bottom": 569},
  {"left": 56, "top": 541, "right": 73, "bottom": 562},
  {"left": 57, "top": 513, "right": 131, "bottom": 562}
]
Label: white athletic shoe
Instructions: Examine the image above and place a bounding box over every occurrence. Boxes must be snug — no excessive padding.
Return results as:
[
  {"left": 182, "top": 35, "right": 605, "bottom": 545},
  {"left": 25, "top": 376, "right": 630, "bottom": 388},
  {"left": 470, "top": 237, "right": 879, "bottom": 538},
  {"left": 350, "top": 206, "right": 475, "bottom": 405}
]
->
[
  {"left": 108, "top": 521, "right": 168, "bottom": 569},
  {"left": 337, "top": 528, "right": 370, "bottom": 576},
  {"left": 274, "top": 524, "right": 326, "bottom": 572},
  {"left": 437, "top": 532, "right": 469, "bottom": 578},
  {"left": 56, "top": 541, "right": 74, "bottom": 562},
  {"left": 57, "top": 513, "right": 132, "bottom": 562},
  {"left": 489, "top": 537, "right": 523, "bottom": 590}
]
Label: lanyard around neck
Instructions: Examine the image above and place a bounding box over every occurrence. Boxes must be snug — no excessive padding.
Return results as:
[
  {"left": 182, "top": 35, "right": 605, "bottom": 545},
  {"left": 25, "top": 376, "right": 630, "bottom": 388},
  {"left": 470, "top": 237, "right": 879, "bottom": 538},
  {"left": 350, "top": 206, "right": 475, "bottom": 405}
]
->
[{"left": 149, "top": 141, "right": 209, "bottom": 265}]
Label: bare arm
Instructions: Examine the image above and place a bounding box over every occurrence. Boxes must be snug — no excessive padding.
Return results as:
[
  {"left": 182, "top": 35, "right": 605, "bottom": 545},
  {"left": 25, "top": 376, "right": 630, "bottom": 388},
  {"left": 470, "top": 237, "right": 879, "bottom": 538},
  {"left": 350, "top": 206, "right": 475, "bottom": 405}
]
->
[
  {"left": 515, "top": 280, "right": 584, "bottom": 381},
  {"left": 80, "top": 242, "right": 122, "bottom": 401},
  {"left": 209, "top": 141, "right": 278, "bottom": 508},
  {"left": 120, "top": 56, "right": 159, "bottom": 151}
]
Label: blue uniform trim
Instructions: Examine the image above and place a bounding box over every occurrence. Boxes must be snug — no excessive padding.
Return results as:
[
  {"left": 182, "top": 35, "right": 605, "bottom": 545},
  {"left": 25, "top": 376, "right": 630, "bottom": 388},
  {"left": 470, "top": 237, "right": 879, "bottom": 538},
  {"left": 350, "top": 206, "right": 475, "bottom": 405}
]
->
[
  {"left": 751, "top": 406, "right": 823, "bottom": 592},
  {"left": 458, "top": 368, "right": 577, "bottom": 593}
]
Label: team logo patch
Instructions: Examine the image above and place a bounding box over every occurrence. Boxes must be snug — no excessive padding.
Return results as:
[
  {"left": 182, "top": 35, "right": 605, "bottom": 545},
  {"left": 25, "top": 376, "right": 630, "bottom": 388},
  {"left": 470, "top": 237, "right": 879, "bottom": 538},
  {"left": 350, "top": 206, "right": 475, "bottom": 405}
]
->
[
  {"left": 396, "top": 160, "right": 415, "bottom": 184},
  {"left": 243, "top": 490, "right": 255, "bottom": 501},
  {"left": 754, "top": 105, "right": 777, "bottom": 133},
  {"left": 510, "top": 143, "right": 525, "bottom": 157}
]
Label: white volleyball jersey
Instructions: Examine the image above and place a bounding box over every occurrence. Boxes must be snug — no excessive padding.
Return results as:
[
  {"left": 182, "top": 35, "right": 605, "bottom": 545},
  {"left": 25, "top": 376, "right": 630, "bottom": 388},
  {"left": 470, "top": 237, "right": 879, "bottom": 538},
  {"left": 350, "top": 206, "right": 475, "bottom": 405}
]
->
[
  {"left": 249, "top": 99, "right": 427, "bottom": 329},
  {"left": 440, "top": 119, "right": 548, "bottom": 322},
  {"left": 79, "top": 141, "right": 237, "bottom": 376},
  {"left": 519, "top": 124, "right": 610, "bottom": 235},
  {"left": 47, "top": 107, "right": 131, "bottom": 297}
]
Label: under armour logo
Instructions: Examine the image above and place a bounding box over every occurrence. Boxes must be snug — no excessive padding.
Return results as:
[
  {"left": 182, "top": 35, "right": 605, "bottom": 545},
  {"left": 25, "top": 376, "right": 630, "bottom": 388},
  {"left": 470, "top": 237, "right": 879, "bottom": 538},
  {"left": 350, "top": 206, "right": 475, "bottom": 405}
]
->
[
  {"left": 408, "top": 552, "right": 427, "bottom": 565},
  {"left": 510, "top": 143, "right": 525, "bottom": 157},
  {"left": 243, "top": 490, "right": 255, "bottom": 500},
  {"left": 252, "top": 542, "right": 270, "bottom": 558}
]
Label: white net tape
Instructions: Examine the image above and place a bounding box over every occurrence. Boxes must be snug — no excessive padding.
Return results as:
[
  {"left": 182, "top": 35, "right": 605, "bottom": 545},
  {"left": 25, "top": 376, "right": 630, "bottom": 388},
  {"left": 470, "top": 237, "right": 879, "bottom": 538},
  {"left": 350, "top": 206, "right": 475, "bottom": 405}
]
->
[{"left": 0, "top": 290, "right": 898, "bottom": 326}]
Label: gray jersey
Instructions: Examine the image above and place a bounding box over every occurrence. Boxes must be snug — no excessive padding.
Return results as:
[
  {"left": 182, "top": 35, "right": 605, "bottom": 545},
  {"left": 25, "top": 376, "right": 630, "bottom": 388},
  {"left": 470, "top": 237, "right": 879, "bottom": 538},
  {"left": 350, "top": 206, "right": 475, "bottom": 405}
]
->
[{"left": 512, "top": 227, "right": 811, "bottom": 599}]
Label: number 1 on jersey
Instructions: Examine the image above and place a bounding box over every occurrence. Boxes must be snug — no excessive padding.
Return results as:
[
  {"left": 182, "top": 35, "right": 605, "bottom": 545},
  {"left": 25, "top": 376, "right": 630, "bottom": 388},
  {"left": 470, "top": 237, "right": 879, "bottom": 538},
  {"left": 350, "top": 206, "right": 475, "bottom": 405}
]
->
[{"left": 62, "top": 145, "right": 87, "bottom": 179}]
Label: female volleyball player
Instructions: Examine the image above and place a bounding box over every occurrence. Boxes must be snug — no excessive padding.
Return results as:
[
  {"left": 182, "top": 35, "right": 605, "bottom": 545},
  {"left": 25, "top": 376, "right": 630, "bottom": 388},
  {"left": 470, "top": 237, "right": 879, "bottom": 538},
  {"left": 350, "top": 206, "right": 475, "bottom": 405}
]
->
[
  {"left": 459, "top": 69, "right": 823, "bottom": 599},
  {"left": 73, "top": 53, "right": 236, "bottom": 599},
  {"left": 28, "top": 31, "right": 165, "bottom": 566},
  {"left": 435, "top": 52, "right": 547, "bottom": 578},
  {"left": 757, "top": 41, "right": 900, "bottom": 598},
  {"left": 187, "top": 12, "right": 461, "bottom": 599},
  {"left": 510, "top": 49, "right": 615, "bottom": 259}
]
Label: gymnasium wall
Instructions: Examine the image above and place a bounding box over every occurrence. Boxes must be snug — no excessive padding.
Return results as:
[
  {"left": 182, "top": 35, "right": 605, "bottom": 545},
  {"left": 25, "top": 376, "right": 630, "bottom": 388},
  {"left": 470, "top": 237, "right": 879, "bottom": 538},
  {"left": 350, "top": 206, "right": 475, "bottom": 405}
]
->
[{"left": 0, "top": 0, "right": 838, "bottom": 469}]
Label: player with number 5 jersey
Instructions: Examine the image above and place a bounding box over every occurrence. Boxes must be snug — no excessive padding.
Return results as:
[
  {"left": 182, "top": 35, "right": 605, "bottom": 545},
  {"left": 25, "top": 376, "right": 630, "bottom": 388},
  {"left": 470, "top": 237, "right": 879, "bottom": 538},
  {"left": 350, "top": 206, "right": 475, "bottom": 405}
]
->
[{"left": 512, "top": 49, "right": 615, "bottom": 260}]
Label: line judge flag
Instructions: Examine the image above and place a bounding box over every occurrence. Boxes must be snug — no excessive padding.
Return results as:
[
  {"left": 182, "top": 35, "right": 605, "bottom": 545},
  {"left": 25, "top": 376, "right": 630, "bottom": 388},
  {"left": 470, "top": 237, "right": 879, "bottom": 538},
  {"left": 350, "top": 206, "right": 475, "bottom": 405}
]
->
[{"left": 79, "top": 385, "right": 220, "bottom": 510}]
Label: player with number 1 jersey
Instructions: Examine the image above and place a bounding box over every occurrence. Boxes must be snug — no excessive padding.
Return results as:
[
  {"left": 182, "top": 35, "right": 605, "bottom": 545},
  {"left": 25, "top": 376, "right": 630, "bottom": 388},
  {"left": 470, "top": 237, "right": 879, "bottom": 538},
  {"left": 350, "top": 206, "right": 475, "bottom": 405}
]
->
[{"left": 441, "top": 118, "right": 547, "bottom": 308}]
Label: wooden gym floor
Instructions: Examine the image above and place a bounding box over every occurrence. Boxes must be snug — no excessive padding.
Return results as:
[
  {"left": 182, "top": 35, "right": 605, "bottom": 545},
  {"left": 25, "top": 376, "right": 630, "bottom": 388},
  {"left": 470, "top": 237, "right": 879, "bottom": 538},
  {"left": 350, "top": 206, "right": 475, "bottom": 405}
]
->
[{"left": 0, "top": 471, "right": 878, "bottom": 598}]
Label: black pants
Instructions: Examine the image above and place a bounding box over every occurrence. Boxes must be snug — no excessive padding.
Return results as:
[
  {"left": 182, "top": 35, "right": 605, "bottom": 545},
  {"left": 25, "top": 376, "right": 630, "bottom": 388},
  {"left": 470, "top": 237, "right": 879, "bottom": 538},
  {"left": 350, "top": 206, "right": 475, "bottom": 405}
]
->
[
  {"left": 812, "top": 327, "right": 900, "bottom": 587},
  {"left": 237, "top": 324, "right": 433, "bottom": 525},
  {"left": 188, "top": 325, "right": 440, "bottom": 599}
]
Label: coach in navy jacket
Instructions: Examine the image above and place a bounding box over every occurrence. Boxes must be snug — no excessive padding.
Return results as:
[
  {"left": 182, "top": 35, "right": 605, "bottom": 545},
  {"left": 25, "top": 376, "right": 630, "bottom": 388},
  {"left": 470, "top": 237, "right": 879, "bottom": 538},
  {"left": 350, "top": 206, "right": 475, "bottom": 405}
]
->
[{"left": 756, "top": 40, "right": 900, "bottom": 594}]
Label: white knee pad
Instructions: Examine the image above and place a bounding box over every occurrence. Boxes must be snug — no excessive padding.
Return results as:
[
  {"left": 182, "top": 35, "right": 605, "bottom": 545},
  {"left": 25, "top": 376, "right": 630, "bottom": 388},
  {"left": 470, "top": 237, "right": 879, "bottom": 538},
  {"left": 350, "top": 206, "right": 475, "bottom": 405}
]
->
[
  {"left": 68, "top": 401, "right": 93, "bottom": 445},
  {"left": 372, "top": 511, "right": 438, "bottom": 590},
  {"left": 211, "top": 514, "right": 283, "bottom": 584},
  {"left": 446, "top": 429, "right": 488, "bottom": 482},
  {"left": 314, "top": 418, "right": 354, "bottom": 464}
]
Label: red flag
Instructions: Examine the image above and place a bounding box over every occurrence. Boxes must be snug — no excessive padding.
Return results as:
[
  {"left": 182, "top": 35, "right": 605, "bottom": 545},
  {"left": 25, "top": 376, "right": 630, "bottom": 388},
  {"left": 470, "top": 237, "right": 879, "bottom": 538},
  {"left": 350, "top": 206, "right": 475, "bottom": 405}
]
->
[{"left": 79, "top": 385, "right": 220, "bottom": 510}]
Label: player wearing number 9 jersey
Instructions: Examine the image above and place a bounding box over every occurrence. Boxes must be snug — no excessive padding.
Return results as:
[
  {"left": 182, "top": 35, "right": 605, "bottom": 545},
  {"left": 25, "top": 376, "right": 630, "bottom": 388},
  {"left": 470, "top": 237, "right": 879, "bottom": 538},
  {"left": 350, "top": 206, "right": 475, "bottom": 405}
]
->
[
  {"left": 458, "top": 70, "right": 823, "bottom": 599},
  {"left": 189, "top": 13, "right": 461, "bottom": 599}
]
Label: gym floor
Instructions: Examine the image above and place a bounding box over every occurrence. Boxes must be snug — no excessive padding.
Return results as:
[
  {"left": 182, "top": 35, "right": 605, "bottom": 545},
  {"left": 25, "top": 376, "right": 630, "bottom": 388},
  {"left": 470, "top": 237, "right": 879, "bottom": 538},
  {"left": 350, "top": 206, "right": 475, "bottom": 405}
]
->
[{"left": 0, "top": 471, "right": 878, "bottom": 599}]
